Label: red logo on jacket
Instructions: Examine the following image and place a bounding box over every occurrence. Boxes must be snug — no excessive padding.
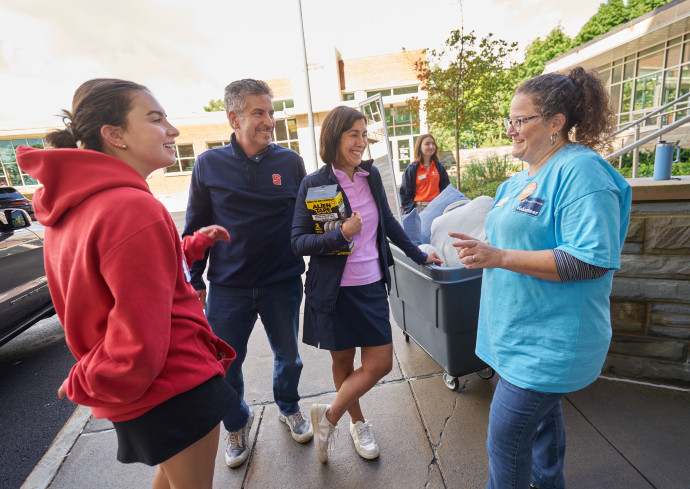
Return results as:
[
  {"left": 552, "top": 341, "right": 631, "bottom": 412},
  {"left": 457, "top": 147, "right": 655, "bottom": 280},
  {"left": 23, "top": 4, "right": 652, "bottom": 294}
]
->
[{"left": 272, "top": 174, "right": 282, "bottom": 185}]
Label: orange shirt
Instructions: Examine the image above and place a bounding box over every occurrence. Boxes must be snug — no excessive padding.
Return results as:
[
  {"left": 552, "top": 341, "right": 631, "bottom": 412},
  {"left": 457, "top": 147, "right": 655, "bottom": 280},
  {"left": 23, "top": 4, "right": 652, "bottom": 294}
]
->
[{"left": 414, "top": 161, "right": 441, "bottom": 202}]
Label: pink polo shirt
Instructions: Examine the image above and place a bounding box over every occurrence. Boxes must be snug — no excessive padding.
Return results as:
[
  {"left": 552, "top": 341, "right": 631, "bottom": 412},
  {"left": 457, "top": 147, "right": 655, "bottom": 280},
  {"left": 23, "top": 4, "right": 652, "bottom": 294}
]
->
[{"left": 334, "top": 167, "right": 383, "bottom": 287}]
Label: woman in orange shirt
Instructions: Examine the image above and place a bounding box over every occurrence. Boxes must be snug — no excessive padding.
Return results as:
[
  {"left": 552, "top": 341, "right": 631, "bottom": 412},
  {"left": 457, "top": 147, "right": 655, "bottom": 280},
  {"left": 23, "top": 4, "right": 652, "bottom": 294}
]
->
[{"left": 399, "top": 134, "right": 450, "bottom": 214}]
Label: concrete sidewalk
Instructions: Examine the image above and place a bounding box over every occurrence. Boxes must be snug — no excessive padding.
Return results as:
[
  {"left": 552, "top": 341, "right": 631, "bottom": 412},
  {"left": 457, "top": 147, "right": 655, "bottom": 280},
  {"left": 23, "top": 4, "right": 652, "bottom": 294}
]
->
[{"left": 22, "top": 318, "right": 690, "bottom": 489}]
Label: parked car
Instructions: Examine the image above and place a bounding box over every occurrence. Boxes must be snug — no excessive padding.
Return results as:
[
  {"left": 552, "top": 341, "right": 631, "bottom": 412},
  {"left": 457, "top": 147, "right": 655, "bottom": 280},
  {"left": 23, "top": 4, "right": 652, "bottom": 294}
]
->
[
  {"left": 0, "top": 186, "right": 35, "bottom": 220},
  {"left": 0, "top": 208, "right": 54, "bottom": 346}
]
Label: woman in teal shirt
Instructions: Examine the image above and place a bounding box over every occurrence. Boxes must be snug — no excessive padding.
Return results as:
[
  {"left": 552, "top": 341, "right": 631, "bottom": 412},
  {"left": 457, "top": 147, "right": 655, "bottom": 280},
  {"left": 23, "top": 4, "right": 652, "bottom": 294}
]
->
[{"left": 452, "top": 67, "right": 631, "bottom": 489}]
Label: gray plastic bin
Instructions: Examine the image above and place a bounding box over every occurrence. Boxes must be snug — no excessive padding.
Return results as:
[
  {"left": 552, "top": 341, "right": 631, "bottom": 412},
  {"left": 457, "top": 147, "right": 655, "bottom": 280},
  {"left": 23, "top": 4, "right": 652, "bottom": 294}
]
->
[{"left": 389, "top": 244, "right": 493, "bottom": 390}]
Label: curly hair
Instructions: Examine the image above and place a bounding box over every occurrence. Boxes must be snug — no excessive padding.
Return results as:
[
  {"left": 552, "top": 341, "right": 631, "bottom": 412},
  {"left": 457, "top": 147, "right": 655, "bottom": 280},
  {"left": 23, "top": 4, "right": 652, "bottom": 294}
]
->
[{"left": 516, "top": 67, "right": 616, "bottom": 152}]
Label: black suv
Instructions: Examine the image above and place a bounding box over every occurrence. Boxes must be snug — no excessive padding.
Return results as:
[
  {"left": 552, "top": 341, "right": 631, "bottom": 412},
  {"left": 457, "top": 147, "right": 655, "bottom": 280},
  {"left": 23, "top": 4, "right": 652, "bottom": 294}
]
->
[
  {"left": 0, "top": 208, "right": 54, "bottom": 346},
  {"left": 0, "top": 186, "right": 35, "bottom": 220}
]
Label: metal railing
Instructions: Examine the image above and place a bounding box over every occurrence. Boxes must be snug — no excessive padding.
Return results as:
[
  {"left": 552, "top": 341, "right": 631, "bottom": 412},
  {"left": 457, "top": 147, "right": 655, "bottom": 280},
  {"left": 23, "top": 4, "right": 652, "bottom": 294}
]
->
[
  {"left": 611, "top": 92, "right": 690, "bottom": 136},
  {"left": 604, "top": 92, "right": 690, "bottom": 177}
]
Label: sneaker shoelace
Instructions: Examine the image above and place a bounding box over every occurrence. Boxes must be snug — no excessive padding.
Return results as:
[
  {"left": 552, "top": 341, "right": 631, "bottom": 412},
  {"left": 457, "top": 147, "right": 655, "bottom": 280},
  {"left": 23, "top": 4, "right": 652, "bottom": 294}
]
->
[
  {"left": 228, "top": 430, "right": 244, "bottom": 449},
  {"left": 328, "top": 425, "right": 339, "bottom": 451},
  {"left": 291, "top": 411, "right": 306, "bottom": 426},
  {"left": 357, "top": 420, "right": 374, "bottom": 446}
]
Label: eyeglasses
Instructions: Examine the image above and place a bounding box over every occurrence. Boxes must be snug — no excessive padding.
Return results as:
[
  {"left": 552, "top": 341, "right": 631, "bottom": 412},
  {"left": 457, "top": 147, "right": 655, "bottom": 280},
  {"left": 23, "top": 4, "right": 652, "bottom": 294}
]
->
[{"left": 503, "top": 115, "right": 542, "bottom": 133}]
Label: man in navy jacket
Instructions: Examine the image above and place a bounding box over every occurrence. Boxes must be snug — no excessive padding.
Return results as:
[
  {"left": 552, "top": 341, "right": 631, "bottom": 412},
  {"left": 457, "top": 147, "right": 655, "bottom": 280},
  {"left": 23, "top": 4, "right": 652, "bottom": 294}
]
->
[{"left": 183, "top": 79, "right": 312, "bottom": 468}]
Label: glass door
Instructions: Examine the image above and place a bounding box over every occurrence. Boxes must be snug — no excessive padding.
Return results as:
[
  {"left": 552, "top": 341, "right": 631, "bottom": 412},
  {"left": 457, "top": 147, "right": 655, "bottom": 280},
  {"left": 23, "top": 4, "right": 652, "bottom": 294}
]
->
[{"left": 395, "top": 138, "right": 411, "bottom": 172}]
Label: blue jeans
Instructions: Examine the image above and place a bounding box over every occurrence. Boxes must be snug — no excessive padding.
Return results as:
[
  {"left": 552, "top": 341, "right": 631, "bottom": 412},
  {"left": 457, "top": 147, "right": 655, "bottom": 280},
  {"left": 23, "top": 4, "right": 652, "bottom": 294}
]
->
[
  {"left": 206, "top": 276, "right": 303, "bottom": 432},
  {"left": 487, "top": 377, "right": 567, "bottom": 489}
]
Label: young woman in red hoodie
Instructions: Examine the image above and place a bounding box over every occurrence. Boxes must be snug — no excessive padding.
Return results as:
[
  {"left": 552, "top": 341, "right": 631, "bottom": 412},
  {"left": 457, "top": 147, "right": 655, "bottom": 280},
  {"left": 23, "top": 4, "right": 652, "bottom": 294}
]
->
[{"left": 17, "top": 79, "right": 236, "bottom": 489}]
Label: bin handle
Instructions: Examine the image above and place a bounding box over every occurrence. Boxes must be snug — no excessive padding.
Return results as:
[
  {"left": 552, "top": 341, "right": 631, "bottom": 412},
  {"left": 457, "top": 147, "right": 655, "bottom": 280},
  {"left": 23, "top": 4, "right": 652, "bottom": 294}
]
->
[{"left": 394, "top": 259, "right": 436, "bottom": 280}]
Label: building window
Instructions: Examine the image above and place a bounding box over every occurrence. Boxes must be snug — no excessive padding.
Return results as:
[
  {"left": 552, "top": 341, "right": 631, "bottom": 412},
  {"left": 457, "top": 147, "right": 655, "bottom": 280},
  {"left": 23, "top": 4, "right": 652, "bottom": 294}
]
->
[
  {"left": 385, "top": 106, "right": 420, "bottom": 137},
  {"left": 0, "top": 138, "right": 44, "bottom": 187},
  {"left": 273, "top": 99, "right": 295, "bottom": 111},
  {"left": 362, "top": 100, "right": 384, "bottom": 123},
  {"left": 604, "top": 35, "right": 690, "bottom": 126},
  {"left": 392, "top": 85, "right": 419, "bottom": 96},
  {"left": 366, "top": 89, "right": 392, "bottom": 98},
  {"left": 206, "top": 141, "right": 229, "bottom": 150},
  {"left": 165, "top": 144, "right": 195, "bottom": 174},
  {"left": 365, "top": 86, "right": 418, "bottom": 99},
  {"left": 342, "top": 92, "right": 355, "bottom": 101},
  {"left": 274, "top": 118, "right": 300, "bottom": 154}
]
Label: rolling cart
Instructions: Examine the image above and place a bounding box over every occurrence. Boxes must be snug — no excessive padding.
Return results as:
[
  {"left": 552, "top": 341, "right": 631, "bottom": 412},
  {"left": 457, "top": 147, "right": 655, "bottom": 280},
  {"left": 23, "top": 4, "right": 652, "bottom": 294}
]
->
[{"left": 389, "top": 244, "right": 494, "bottom": 391}]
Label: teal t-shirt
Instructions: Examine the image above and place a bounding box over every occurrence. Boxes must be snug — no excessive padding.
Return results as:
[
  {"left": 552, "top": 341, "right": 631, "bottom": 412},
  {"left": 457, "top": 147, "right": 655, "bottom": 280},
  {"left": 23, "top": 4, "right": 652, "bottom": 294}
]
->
[{"left": 476, "top": 144, "right": 631, "bottom": 393}]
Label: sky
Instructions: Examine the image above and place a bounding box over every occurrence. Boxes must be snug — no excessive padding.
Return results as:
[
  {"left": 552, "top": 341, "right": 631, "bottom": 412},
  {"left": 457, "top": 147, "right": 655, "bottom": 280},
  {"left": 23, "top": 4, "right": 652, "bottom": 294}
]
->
[{"left": 0, "top": 0, "right": 605, "bottom": 127}]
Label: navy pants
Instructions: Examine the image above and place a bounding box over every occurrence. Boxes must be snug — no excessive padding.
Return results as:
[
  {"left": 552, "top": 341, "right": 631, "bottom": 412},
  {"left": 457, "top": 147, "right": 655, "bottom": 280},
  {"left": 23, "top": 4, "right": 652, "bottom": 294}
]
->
[{"left": 206, "top": 276, "right": 303, "bottom": 432}]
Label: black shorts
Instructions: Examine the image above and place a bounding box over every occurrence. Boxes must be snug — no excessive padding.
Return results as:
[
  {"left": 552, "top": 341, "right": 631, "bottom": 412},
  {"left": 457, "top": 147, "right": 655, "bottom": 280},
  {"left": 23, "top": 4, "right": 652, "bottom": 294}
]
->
[
  {"left": 303, "top": 280, "right": 392, "bottom": 351},
  {"left": 112, "top": 375, "right": 235, "bottom": 466}
]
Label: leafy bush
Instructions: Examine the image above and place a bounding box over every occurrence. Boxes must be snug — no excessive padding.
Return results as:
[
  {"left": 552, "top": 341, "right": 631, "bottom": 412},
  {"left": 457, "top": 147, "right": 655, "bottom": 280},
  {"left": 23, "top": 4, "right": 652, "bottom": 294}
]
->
[
  {"left": 451, "top": 150, "right": 689, "bottom": 197},
  {"left": 616, "top": 160, "right": 690, "bottom": 178},
  {"left": 615, "top": 144, "right": 690, "bottom": 177},
  {"left": 456, "top": 155, "right": 521, "bottom": 199},
  {"left": 617, "top": 146, "right": 690, "bottom": 168}
]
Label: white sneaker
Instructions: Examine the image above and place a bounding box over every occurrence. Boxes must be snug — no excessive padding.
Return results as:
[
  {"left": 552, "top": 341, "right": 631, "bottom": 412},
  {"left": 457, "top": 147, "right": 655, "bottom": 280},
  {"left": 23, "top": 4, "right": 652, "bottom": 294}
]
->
[
  {"left": 310, "top": 403, "right": 337, "bottom": 463},
  {"left": 349, "top": 420, "right": 379, "bottom": 459},
  {"left": 279, "top": 409, "right": 314, "bottom": 443},
  {"left": 225, "top": 410, "right": 254, "bottom": 468}
]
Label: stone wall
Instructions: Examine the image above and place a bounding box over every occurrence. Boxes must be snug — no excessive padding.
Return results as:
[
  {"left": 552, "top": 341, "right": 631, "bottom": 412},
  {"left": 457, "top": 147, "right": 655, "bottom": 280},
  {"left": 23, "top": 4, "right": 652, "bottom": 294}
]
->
[{"left": 604, "top": 177, "right": 690, "bottom": 387}]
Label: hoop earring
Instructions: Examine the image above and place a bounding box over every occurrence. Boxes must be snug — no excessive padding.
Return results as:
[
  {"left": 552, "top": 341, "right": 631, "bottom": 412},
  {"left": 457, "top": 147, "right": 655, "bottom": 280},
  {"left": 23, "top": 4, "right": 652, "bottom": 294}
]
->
[{"left": 550, "top": 132, "right": 558, "bottom": 145}]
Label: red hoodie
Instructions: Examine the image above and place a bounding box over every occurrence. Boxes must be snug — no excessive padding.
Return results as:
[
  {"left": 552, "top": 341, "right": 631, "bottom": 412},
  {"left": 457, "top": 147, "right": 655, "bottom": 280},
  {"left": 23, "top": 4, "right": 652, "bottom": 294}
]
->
[{"left": 17, "top": 146, "right": 235, "bottom": 422}]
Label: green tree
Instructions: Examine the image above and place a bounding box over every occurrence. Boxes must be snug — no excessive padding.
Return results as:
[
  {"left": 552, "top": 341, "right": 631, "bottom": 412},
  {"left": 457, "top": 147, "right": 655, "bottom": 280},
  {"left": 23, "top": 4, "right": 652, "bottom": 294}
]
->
[
  {"left": 572, "top": 0, "right": 674, "bottom": 48},
  {"left": 487, "top": 0, "right": 672, "bottom": 148},
  {"left": 411, "top": 29, "right": 517, "bottom": 171},
  {"left": 203, "top": 99, "right": 225, "bottom": 112},
  {"left": 573, "top": 0, "right": 629, "bottom": 46},
  {"left": 492, "top": 26, "right": 573, "bottom": 145},
  {"left": 517, "top": 27, "right": 573, "bottom": 82},
  {"left": 428, "top": 120, "right": 486, "bottom": 153},
  {"left": 627, "top": 0, "right": 674, "bottom": 19},
  {"left": 427, "top": 122, "right": 455, "bottom": 153}
]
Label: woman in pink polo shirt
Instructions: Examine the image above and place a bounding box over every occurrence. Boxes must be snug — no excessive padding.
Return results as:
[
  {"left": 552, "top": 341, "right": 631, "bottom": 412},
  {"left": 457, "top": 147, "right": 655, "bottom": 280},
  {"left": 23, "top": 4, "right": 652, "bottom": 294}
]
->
[
  {"left": 399, "top": 134, "right": 451, "bottom": 214},
  {"left": 291, "top": 107, "right": 441, "bottom": 464}
]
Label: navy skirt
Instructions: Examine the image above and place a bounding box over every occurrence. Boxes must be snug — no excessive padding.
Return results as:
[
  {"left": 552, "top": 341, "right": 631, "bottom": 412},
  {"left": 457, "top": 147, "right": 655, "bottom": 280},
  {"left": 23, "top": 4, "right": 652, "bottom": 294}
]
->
[
  {"left": 303, "top": 280, "right": 391, "bottom": 351},
  {"left": 112, "top": 375, "right": 235, "bottom": 466}
]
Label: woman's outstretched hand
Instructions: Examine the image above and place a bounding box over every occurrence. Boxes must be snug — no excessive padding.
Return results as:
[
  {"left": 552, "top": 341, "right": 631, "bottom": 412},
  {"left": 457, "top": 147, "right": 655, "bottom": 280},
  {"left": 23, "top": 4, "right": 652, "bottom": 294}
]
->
[{"left": 449, "top": 232, "right": 500, "bottom": 269}]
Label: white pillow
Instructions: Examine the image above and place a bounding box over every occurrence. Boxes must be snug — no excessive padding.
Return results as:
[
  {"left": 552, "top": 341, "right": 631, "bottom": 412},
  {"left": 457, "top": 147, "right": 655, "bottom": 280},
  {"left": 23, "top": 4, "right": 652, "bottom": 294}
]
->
[
  {"left": 430, "top": 196, "right": 495, "bottom": 268},
  {"left": 443, "top": 199, "right": 470, "bottom": 214}
]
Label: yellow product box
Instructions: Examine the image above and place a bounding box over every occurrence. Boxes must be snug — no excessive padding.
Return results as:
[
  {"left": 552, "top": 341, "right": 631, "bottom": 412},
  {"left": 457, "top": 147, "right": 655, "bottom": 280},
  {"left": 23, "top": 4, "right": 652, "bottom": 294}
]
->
[{"left": 305, "top": 184, "right": 354, "bottom": 255}]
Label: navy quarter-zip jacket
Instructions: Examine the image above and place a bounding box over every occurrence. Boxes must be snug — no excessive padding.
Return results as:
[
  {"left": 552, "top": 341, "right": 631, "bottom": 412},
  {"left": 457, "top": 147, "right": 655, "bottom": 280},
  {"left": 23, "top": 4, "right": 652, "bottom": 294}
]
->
[{"left": 183, "top": 133, "right": 307, "bottom": 289}]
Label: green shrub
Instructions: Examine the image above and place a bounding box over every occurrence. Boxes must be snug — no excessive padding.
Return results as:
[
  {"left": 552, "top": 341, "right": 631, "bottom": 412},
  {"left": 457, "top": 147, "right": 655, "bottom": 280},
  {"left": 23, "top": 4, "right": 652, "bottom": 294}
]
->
[
  {"left": 617, "top": 144, "right": 690, "bottom": 173},
  {"left": 457, "top": 155, "right": 521, "bottom": 199},
  {"left": 616, "top": 160, "right": 690, "bottom": 178},
  {"left": 452, "top": 150, "right": 689, "bottom": 196}
]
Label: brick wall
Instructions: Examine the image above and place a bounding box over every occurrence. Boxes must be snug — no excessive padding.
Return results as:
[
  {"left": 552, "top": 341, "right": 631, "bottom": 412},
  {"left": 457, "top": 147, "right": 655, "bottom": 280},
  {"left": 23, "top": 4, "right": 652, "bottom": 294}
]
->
[
  {"left": 605, "top": 179, "right": 690, "bottom": 387},
  {"left": 340, "top": 49, "right": 425, "bottom": 91},
  {"left": 265, "top": 78, "right": 293, "bottom": 99},
  {"left": 146, "top": 119, "right": 232, "bottom": 209}
]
